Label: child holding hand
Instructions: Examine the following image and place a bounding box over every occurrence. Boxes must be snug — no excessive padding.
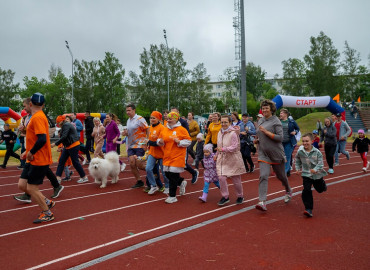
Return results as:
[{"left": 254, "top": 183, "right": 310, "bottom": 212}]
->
[
  {"left": 198, "top": 144, "right": 220, "bottom": 202},
  {"left": 295, "top": 133, "right": 327, "bottom": 217}
]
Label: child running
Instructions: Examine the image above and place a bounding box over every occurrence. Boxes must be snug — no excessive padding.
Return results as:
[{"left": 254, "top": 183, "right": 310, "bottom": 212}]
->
[
  {"left": 194, "top": 133, "right": 205, "bottom": 170},
  {"left": 198, "top": 143, "right": 220, "bottom": 202},
  {"left": 295, "top": 133, "right": 327, "bottom": 217},
  {"left": 352, "top": 129, "right": 370, "bottom": 172}
]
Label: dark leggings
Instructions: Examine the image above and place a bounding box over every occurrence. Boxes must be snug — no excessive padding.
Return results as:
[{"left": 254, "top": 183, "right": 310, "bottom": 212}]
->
[
  {"left": 165, "top": 171, "right": 184, "bottom": 197},
  {"left": 324, "top": 144, "right": 336, "bottom": 169}
]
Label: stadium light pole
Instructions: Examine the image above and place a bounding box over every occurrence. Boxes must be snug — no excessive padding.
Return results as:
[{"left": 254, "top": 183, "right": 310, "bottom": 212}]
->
[
  {"left": 163, "top": 29, "right": 170, "bottom": 111},
  {"left": 65, "top": 41, "right": 75, "bottom": 113}
]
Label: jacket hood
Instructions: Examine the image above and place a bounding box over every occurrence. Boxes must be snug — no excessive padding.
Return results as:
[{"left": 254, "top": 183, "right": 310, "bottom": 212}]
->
[{"left": 167, "top": 121, "right": 181, "bottom": 130}]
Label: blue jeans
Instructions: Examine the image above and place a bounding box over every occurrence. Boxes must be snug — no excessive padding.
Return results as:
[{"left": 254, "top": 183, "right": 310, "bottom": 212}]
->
[
  {"left": 145, "top": 155, "right": 169, "bottom": 188},
  {"left": 283, "top": 142, "right": 294, "bottom": 173},
  {"left": 334, "top": 140, "right": 348, "bottom": 163},
  {"left": 56, "top": 145, "right": 86, "bottom": 178},
  {"left": 203, "top": 181, "right": 220, "bottom": 193}
]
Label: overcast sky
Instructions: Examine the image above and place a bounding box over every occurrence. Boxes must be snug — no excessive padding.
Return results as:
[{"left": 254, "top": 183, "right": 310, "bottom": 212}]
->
[{"left": 1, "top": 0, "right": 369, "bottom": 86}]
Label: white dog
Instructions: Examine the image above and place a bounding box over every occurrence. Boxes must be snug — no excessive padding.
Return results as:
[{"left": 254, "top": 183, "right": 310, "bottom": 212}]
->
[{"left": 88, "top": 152, "right": 121, "bottom": 188}]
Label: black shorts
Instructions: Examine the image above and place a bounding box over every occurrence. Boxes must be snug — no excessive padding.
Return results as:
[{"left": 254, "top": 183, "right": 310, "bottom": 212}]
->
[
  {"left": 20, "top": 163, "right": 49, "bottom": 185},
  {"left": 127, "top": 148, "right": 145, "bottom": 157}
]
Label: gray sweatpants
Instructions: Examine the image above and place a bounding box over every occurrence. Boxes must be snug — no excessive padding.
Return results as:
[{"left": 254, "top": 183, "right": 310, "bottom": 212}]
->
[{"left": 258, "top": 162, "right": 291, "bottom": 202}]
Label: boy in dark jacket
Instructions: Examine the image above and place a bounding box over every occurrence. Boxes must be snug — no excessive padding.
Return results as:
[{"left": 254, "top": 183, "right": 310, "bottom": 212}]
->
[
  {"left": 194, "top": 133, "right": 205, "bottom": 170},
  {"left": 0, "top": 123, "right": 21, "bottom": 168},
  {"left": 352, "top": 129, "right": 370, "bottom": 172}
]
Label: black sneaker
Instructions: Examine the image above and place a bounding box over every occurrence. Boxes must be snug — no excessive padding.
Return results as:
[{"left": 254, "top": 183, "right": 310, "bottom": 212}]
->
[
  {"left": 1, "top": 165, "right": 6, "bottom": 169},
  {"left": 217, "top": 197, "right": 230, "bottom": 206},
  {"left": 51, "top": 185, "right": 64, "bottom": 199},
  {"left": 191, "top": 170, "right": 199, "bottom": 184},
  {"left": 249, "top": 166, "right": 254, "bottom": 173},
  {"left": 14, "top": 193, "right": 31, "bottom": 203},
  {"left": 287, "top": 171, "right": 291, "bottom": 177},
  {"left": 17, "top": 165, "right": 24, "bottom": 170},
  {"left": 131, "top": 180, "right": 144, "bottom": 189},
  {"left": 62, "top": 177, "right": 71, "bottom": 181},
  {"left": 236, "top": 197, "right": 244, "bottom": 204}
]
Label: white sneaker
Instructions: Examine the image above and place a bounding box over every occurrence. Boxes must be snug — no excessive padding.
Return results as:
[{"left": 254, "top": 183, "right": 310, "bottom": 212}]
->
[
  {"left": 192, "top": 161, "right": 196, "bottom": 166},
  {"left": 165, "top": 196, "right": 178, "bottom": 203},
  {"left": 362, "top": 167, "right": 367, "bottom": 172},
  {"left": 179, "top": 180, "right": 187, "bottom": 195},
  {"left": 334, "top": 162, "right": 339, "bottom": 166},
  {"left": 82, "top": 159, "right": 87, "bottom": 165},
  {"left": 255, "top": 201, "right": 267, "bottom": 211},
  {"left": 120, "top": 163, "right": 126, "bottom": 172},
  {"left": 77, "top": 177, "right": 88, "bottom": 183},
  {"left": 366, "top": 162, "right": 370, "bottom": 170},
  {"left": 284, "top": 190, "right": 293, "bottom": 203},
  {"left": 148, "top": 186, "right": 159, "bottom": 195},
  {"left": 163, "top": 188, "right": 169, "bottom": 195}
]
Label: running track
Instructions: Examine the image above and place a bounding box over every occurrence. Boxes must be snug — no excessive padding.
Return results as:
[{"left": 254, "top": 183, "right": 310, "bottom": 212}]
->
[{"left": 0, "top": 145, "right": 369, "bottom": 269}]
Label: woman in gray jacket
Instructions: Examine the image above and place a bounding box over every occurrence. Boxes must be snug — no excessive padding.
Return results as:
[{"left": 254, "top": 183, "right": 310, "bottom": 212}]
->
[{"left": 320, "top": 117, "right": 337, "bottom": 174}]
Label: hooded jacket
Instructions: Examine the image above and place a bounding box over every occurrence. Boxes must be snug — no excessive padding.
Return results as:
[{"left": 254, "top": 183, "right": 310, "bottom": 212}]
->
[
  {"left": 295, "top": 145, "right": 327, "bottom": 180},
  {"left": 216, "top": 125, "right": 246, "bottom": 177}
]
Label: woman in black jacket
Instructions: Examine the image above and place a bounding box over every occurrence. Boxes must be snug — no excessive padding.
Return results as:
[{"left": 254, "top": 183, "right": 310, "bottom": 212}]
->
[
  {"left": 321, "top": 117, "right": 337, "bottom": 174},
  {"left": 51, "top": 115, "right": 88, "bottom": 184}
]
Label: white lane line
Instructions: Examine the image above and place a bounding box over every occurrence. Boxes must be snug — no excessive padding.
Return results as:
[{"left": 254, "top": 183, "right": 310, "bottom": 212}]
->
[
  {"left": 28, "top": 174, "right": 366, "bottom": 270},
  {"left": 0, "top": 170, "right": 363, "bottom": 239}
]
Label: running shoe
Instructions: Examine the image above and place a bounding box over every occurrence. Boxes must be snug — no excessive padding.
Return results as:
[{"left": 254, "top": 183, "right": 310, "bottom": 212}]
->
[
  {"left": 165, "top": 197, "right": 178, "bottom": 204},
  {"left": 191, "top": 170, "right": 199, "bottom": 184},
  {"left": 120, "top": 163, "right": 126, "bottom": 172},
  {"left": 148, "top": 186, "right": 159, "bottom": 195},
  {"left": 143, "top": 187, "right": 150, "bottom": 193},
  {"left": 284, "top": 190, "right": 293, "bottom": 203},
  {"left": 217, "top": 197, "right": 230, "bottom": 206},
  {"left": 62, "top": 176, "right": 71, "bottom": 181},
  {"left": 179, "top": 180, "right": 187, "bottom": 195},
  {"left": 159, "top": 186, "right": 165, "bottom": 192},
  {"left": 33, "top": 212, "right": 54, "bottom": 224},
  {"left": 77, "top": 177, "right": 89, "bottom": 184},
  {"left": 236, "top": 197, "right": 244, "bottom": 204},
  {"left": 131, "top": 180, "right": 144, "bottom": 189},
  {"left": 163, "top": 188, "right": 169, "bottom": 195},
  {"left": 14, "top": 193, "right": 31, "bottom": 203},
  {"left": 255, "top": 201, "right": 267, "bottom": 211},
  {"left": 51, "top": 185, "right": 64, "bottom": 199},
  {"left": 346, "top": 152, "right": 350, "bottom": 160},
  {"left": 328, "top": 168, "right": 334, "bottom": 174},
  {"left": 303, "top": 209, "right": 313, "bottom": 217},
  {"left": 249, "top": 166, "right": 254, "bottom": 173}
]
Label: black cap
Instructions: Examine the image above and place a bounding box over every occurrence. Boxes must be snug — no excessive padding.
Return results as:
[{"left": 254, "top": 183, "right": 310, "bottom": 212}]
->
[
  {"left": 336, "top": 113, "right": 342, "bottom": 117},
  {"left": 31, "top": 93, "right": 45, "bottom": 106}
]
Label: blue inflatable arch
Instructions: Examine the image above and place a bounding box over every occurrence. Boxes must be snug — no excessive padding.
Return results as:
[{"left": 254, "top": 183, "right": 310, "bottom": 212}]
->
[{"left": 271, "top": 95, "right": 345, "bottom": 118}]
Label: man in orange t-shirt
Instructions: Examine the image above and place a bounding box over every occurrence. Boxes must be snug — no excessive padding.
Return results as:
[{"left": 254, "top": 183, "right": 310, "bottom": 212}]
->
[{"left": 17, "top": 93, "right": 55, "bottom": 224}]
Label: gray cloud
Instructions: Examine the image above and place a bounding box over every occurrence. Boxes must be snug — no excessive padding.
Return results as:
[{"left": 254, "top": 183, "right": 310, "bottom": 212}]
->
[{"left": 0, "top": 0, "right": 369, "bottom": 85}]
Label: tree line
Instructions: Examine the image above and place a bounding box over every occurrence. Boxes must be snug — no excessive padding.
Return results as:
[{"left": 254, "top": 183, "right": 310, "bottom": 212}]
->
[{"left": 0, "top": 31, "right": 369, "bottom": 121}]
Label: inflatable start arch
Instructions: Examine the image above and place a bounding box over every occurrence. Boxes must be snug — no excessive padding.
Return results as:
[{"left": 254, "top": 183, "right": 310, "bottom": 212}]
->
[
  {"left": 271, "top": 95, "right": 345, "bottom": 120},
  {"left": 0, "top": 107, "right": 22, "bottom": 157}
]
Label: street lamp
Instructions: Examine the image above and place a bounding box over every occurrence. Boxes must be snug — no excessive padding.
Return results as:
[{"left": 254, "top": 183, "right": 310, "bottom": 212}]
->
[
  {"left": 65, "top": 40, "right": 75, "bottom": 113},
  {"left": 163, "top": 29, "right": 170, "bottom": 111}
]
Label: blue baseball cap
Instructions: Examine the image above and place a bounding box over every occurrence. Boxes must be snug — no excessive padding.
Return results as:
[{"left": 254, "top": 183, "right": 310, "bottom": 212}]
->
[
  {"left": 312, "top": 130, "right": 318, "bottom": 134},
  {"left": 31, "top": 93, "right": 45, "bottom": 105}
]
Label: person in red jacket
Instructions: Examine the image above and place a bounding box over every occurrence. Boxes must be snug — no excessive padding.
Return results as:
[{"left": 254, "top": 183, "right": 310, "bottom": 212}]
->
[{"left": 157, "top": 112, "right": 191, "bottom": 203}]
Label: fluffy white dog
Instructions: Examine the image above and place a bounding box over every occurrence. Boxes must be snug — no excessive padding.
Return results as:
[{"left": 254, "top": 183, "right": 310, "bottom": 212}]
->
[{"left": 88, "top": 152, "right": 121, "bottom": 188}]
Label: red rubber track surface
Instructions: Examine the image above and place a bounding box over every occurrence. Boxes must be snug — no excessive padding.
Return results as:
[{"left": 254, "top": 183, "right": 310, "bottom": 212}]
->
[{"left": 0, "top": 145, "right": 369, "bottom": 269}]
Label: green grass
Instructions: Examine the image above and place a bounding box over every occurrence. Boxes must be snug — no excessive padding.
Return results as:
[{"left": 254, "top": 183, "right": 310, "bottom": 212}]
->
[{"left": 295, "top": 111, "right": 331, "bottom": 137}]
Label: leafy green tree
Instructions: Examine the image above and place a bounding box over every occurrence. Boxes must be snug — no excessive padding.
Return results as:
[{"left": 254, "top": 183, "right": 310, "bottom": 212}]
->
[
  {"left": 340, "top": 41, "right": 365, "bottom": 100},
  {"left": 0, "top": 68, "right": 20, "bottom": 108},
  {"left": 189, "top": 63, "right": 213, "bottom": 114},
  {"left": 218, "top": 67, "right": 240, "bottom": 112},
  {"left": 73, "top": 59, "right": 99, "bottom": 112},
  {"left": 281, "top": 58, "right": 310, "bottom": 96},
  {"left": 304, "top": 31, "right": 341, "bottom": 97},
  {"left": 245, "top": 62, "right": 266, "bottom": 100},
  {"left": 96, "top": 52, "right": 126, "bottom": 119}
]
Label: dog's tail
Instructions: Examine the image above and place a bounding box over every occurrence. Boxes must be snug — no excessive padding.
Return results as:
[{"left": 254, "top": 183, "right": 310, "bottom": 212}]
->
[{"left": 104, "top": 151, "right": 120, "bottom": 163}]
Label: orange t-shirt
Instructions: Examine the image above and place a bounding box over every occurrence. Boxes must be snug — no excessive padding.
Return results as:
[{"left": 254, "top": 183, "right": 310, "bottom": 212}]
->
[
  {"left": 58, "top": 144, "right": 72, "bottom": 166},
  {"left": 148, "top": 123, "right": 165, "bottom": 159},
  {"left": 25, "top": 110, "right": 53, "bottom": 166},
  {"left": 160, "top": 125, "right": 191, "bottom": 168}
]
